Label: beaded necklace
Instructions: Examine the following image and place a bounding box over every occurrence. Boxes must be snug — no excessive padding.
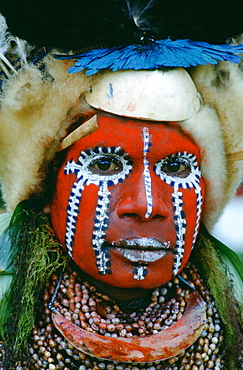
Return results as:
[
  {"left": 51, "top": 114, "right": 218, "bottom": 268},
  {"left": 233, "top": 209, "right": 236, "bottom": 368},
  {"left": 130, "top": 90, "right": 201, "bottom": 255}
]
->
[{"left": 18, "top": 262, "right": 226, "bottom": 369}]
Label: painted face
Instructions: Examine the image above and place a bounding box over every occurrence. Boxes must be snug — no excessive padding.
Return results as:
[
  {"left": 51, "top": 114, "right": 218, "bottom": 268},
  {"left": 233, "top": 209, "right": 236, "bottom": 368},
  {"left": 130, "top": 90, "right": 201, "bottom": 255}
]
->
[{"left": 51, "top": 112, "right": 205, "bottom": 289}]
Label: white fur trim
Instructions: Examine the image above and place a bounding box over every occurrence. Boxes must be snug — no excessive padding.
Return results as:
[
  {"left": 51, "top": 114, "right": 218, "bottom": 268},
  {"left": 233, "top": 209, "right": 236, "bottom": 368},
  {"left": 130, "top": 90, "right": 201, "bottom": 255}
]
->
[
  {"left": 0, "top": 56, "right": 94, "bottom": 210},
  {"left": 191, "top": 62, "right": 243, "bottom": 228},
  {"left": 181, "top": 105, "right": 227, "bottom": 230}
]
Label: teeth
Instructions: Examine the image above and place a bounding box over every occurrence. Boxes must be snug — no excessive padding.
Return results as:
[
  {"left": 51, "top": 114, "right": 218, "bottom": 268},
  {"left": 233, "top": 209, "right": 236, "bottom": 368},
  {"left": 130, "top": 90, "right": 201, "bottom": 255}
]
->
[{"left": 116, "top": 248, "right": 168, "bottom": 262}]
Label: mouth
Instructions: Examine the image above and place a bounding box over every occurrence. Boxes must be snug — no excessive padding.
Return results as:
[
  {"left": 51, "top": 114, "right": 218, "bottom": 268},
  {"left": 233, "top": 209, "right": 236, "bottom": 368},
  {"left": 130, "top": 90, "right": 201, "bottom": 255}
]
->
[{"left": 104, "top": 237, "right": 172, "bottom": 263}]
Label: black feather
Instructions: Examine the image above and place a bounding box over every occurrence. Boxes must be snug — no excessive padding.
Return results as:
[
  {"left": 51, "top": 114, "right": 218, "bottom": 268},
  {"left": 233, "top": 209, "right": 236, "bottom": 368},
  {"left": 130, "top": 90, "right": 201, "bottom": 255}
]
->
[
  {"left": 0, "top": 0, "right": 243, "bottom": 51},
  {"left": 126, "top": 0, "right": 160, "bottom": 37}
]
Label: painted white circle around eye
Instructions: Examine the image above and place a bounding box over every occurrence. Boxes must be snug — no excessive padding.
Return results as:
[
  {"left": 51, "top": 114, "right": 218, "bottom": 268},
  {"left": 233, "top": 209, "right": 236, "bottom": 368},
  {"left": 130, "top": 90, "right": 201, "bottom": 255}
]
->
[
  {"left": 154, "top": 152, "right": 201, "bottom": 189},
  {"left": 65, "top": 146, "right": 133, "bottom": 186}
]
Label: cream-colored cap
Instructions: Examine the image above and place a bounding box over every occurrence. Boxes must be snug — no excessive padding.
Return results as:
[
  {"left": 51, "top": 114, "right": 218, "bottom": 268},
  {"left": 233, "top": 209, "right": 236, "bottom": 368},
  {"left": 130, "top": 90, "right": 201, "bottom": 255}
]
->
[{"left": 85, "top": 68, "right": 201, "bottom": 121}]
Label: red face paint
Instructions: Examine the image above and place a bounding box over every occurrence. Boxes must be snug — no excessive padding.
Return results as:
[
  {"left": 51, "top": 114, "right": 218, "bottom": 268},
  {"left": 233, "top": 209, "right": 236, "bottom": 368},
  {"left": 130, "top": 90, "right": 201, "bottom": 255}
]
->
[{"left": 51, "top": 112, "right": 205, "bottom": 290}]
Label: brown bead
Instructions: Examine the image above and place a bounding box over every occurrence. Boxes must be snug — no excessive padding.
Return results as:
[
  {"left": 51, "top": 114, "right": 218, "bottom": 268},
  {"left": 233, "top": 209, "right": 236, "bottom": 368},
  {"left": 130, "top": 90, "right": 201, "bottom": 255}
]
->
[
  {"left": 119, "top": 329, "right": 127, "bottom": 337},
  {"left": 56, "top": 352, "right": 63, "bottom": 361},
  {"left": 62, "top": 299, "right": 69, "bottom": 308},
  {"left": 99, "top": 322, "right": 107, "bottom": 330},
  {"left": 37, "top": 340, "right": 44, "bottom": 347},
  {"left": 124, "top": 324, "right": 132, "bottom": 332},
  {"left": 101, "top": 294, "right": 110, "bottom": 301},
  {"left": 113, "top": 304, "right": 121, "bottom": 312},
  {"left": 43, "top": 293, "right": 50, "bottom": 302},
  {"left": 91, "top": 323, "right": 99, "bottom": 331},
  {"left": 45, "top": 324, "right": 53, "bottom": 333},
  {"left": 66, "top": 289, "right": 75, "bottom": 299},
  {"left": 184, "top": 364, "right": 191, "bottom": 370},
  {"left": 114, "top": 323, "right": 123, "bottom": 331},
  {"left": 81, "top": 321, "right": 88, "bottom": 329},
  {"left": 82, "top": 304, "right": 89, "bottom": 313},
  {"left": 72, "top": 312, "right": 79, "bottom": 321},
  {"left": 49, "top": 339, "right": 56, "bottom": 348},
  {"left": 79, "top": 311, "right": 86, "bottom": 321},
  {"left": 88, "top": 298, "right": 96, "bottom": 307},
  {"left": 78, "top": 351, "right": 86, "bottom": 360},
  {"left": 93, "top": 316, "right": 101, "bottom": 325},
  {"left": 207, "top": 360, "right": 215, "bottom": 368},
  {"left": 107, "top": 324, "right": 116, "bottom": 332}
]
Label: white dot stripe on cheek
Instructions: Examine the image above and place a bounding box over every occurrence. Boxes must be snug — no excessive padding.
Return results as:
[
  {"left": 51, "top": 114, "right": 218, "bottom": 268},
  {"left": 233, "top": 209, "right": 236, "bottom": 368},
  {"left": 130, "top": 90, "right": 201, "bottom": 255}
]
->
[
  {"left": 192, "top": 184, "right": 203, "bottom": 246},
  {"left": 92, "top": 181, "right": 112, "bottom": 274},
  {"left": 143, "top": 127, "right": 153, "bottom": 219},
  {"left": 64, "top": 163, "right": 87, "bottom": 257},
  {"left": 64, "top": 147, "right": 133, "bottom": 274},
  {"left": 154, "top": 152, "right": 203, "bottom": 276},
  {"left": 172, "top": 187, "right": 186, "bottom": 276}
]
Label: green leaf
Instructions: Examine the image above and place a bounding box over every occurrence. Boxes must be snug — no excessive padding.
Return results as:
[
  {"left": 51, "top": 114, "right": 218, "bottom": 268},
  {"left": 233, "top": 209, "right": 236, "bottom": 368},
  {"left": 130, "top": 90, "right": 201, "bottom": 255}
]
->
[
  {"left": 206, "top": 231, "right": 243, "bottom": 317},
  {"left": 0, "top": 212, "right": 13, "bottom": 273},
  {"left": 0, "top": 212, "right": 12, "bottom": 235},
  {"left": 0, "top": 212, "right": 13, "bottom": 340}
]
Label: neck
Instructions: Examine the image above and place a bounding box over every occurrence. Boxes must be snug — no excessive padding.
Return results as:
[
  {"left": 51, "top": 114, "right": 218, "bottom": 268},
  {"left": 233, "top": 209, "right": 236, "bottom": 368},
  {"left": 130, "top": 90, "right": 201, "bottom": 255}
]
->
[{"left": 81, "top": 269, "right": 152, "bottom": 303}]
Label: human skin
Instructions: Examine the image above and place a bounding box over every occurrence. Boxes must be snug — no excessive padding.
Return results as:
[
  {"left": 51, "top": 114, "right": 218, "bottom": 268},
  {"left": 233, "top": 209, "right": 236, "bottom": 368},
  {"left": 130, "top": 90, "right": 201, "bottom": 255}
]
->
[{"left": 51, "top": 112, "right": 205, "bottom": 293}]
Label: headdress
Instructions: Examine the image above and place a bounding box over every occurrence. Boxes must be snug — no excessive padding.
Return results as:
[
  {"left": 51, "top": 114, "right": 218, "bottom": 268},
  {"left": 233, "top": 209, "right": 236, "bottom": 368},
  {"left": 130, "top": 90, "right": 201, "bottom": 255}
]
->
[{"left": 0, "top": 0, "right": 243, "bottom": 229}]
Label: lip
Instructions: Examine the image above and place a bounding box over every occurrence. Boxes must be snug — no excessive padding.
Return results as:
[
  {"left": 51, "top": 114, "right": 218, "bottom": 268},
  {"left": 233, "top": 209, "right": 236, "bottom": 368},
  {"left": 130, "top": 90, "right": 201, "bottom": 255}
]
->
[
  {"left": 106, "top": 237, "right": 172, "bottom": 263},
  {"left": 112, "top": 237, "right": 171, "bottom": 250}
]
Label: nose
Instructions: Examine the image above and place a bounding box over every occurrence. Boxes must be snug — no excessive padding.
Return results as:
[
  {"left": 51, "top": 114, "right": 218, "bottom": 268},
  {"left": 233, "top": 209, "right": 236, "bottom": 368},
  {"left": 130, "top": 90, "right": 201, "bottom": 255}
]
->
[{"left": 117, "top": 170, "right": 170, "bottom": 222}]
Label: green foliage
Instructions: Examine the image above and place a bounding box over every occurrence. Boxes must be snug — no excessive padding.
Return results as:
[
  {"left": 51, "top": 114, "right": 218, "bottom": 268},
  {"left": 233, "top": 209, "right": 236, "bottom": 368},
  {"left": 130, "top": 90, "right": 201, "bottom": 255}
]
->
[
  {"left": 0, "top": 189, "right": 5, "bottom": 211},
  {"left": 238, "top": 253, "right": 243, "bottom": 265},
  {"left": 0, "top": 212, "right": 13, "bottom": 339},
  {"left": 195, "top": 226, "right": 243, "bottom": 370},
  {"left": 2, "top": 200, "right": 69, "bottom": 365}
]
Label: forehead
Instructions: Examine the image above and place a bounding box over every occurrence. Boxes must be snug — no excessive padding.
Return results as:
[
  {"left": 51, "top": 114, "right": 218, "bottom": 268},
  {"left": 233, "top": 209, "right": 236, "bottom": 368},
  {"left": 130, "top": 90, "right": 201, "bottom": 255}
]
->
[{"left": 68, "top": 112, "right": 199, "bottom": 158}]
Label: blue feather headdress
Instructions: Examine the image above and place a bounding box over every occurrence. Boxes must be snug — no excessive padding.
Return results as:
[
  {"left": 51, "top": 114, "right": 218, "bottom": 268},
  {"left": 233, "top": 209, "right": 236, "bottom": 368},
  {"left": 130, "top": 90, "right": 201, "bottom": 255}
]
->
[
  {"left": 52, "top": 0, "right": 243, "bottom": 75},
  {"left": 54, "top": 38, "right": 243, "bottom": 76},
  {"left": 1, "top": 0, "right": 243, "bottom": 75}
]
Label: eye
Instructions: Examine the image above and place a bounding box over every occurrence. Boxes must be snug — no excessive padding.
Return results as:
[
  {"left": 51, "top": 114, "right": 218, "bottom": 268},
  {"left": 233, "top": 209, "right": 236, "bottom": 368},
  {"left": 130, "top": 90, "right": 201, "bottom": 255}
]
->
[
  {"left": 161, "top": 158, "right": 191, "bottom": 178},
  {"left": 89, "top": 156, "right": 123, "bottom": 174}
]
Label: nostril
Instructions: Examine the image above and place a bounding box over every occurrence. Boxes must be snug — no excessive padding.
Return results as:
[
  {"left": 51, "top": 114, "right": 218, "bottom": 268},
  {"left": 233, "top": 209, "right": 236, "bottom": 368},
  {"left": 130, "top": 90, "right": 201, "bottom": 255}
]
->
[
  {"left": 120, "top": 213, "right": 142, "bottom": 220},
  {"left": 152, "top": 214, "right": 165, "bottom": 220},
  {"left": 120, "top": 213, "right": 166, "bottom": 221}
]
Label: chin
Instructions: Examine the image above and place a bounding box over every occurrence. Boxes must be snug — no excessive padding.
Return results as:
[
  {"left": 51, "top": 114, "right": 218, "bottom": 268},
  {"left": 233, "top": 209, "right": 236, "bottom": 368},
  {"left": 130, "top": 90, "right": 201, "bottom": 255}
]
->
[{"left": 92, "top": 267, "right": 174, "bottom": 290}]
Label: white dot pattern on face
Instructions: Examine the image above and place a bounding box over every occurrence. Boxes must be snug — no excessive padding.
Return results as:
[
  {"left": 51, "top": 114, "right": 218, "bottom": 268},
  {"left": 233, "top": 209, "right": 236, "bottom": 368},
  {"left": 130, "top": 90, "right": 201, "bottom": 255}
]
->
[
  {"left": 154, "top": 152, "right": 203, "bottom": 276},
  {"left": 133, "top": 263, "right": 148, "bottom": 280},
  {"left": 143, "top": 127, "right": 153, "bottom": 219},
  {"left": 64, "top": 146, "right": 132, "bottom": 275}
]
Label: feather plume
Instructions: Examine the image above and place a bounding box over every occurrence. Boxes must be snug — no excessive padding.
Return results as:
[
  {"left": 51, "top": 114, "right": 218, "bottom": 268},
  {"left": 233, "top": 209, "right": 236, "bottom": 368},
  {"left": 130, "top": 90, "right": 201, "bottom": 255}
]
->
[
  {"left": 55, "top": 39, "right": 243, "bottom": 76},
  {"left": 126, "top": 0, "right": 158, "bottom": 36},
  {"left": 0, "top": 14, "right": 8, "bottom": 55},
  {"left": 9, "top": 36, "right": 29, "bottom": 66},
  {"left": 0, "top": 14, "right": 17, "bottom": 75},
  {"left": 0, "top": 13, "right": 33, "bottom": 77}
]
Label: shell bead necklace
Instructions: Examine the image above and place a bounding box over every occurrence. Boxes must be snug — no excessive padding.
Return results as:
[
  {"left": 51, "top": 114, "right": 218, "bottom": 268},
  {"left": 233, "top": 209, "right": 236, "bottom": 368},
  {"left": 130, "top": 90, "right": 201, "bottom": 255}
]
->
[{"left": 19, "top": 262, "right": 225, "bottom": 369}]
